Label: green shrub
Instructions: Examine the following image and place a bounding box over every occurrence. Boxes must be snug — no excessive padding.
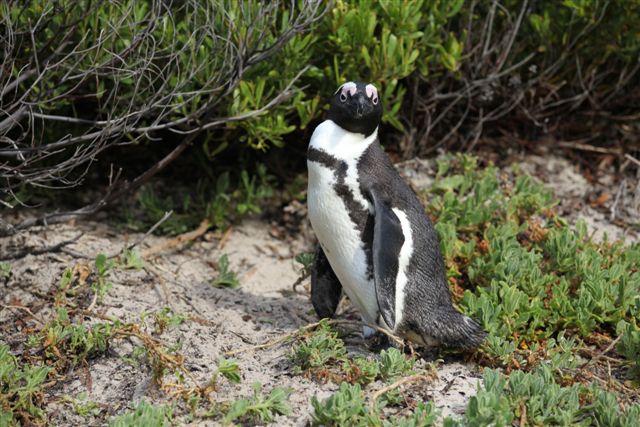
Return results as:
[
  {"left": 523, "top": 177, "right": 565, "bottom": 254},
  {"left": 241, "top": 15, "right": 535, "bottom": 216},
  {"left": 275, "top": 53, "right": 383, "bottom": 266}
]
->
[
  {"left": 343, "top": 357, "right": 380, "bottom": 385},
  {"left": 616, "top": 320, "right": 640, "bottom": 381},
  {"left": 311, "top": 382, "right": 440, "bottom": 426},
  {"left": 447, "top": 367, "right": 640, "bottom": 427},
  {"left": 291, "top": 320, "right": 347, "bottom": 371},
  {"left": 0, "top": 344, "right": 51, "bottom": 425},
  {"left": 222, "top": 383, "right": 292, "bottom": 424},
  {"left": 109, "top": 401, "right": 173, "bottom": 427},
  {"left": 311, "top": 382, "right": 368, "bottom": 425},
  {"left": 210, "top": 254, "right": 241, "bottom": 289},
  {"left": 315, "top": 0, "right": 465, "bottom": 129},
  {"left": 428, "top": 154, "right": 640, "bottom": 366},
  {"left": 5, "top": 0, "right": 637, "bottom": 201},
  {"left": 124, "top": 164, "right": 275, "bottom": 235},
  {"left": 0, "top": 262, "right": 11, "bottom": 279},
  {"left": 379, "top": 348, "right": 415, "bottom": 381},
  {"left": 1, "top": 0, "right": 324, "bottom": 198}
]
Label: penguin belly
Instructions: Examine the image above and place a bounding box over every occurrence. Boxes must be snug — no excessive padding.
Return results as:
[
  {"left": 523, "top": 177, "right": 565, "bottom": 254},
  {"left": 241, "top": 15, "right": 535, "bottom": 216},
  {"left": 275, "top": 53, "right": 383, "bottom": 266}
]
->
[{"left": 307, "top": 160, "right": 379, "bottom": 324}]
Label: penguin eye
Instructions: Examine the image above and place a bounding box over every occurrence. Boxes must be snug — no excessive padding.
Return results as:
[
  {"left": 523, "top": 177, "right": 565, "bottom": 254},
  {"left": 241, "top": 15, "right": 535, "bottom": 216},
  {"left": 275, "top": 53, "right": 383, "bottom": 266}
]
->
[
  {"left": 337, "top": 82, "right": 356, "bottom": 102},
  {"left": 372, "top": 95, "right": 379, "bottom": 105}
]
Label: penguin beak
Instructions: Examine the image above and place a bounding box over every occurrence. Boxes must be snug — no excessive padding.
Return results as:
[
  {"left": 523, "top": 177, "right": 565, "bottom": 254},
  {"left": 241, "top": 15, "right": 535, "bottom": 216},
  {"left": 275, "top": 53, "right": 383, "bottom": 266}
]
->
[{"left": 354, "top": 94, "right": 371, "bottom": 118}]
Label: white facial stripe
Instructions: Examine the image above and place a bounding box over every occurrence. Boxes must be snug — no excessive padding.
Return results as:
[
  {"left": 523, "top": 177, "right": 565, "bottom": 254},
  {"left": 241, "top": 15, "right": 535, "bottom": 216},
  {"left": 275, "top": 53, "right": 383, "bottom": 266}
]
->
[{"left": 365, "top": 84, "right": 377, "bottom": 99}]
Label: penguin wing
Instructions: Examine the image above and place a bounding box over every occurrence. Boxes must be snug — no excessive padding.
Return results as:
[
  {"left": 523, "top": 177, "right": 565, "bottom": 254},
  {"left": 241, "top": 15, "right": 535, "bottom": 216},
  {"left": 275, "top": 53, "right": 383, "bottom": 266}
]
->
[
  {"left": 370, "top": 188, "right": 404, "bottom": 330},
  {"left": 311, "top": 244, "right": 342, "bottom": 319}
]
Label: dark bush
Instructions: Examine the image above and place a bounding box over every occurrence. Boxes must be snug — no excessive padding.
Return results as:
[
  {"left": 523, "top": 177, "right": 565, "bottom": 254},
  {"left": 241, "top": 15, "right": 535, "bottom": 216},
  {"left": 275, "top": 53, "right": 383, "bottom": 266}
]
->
[
  {"left": 0, "top": 0, "right": 325, "bottom": 199},
  {"left": 1, "top": 0, "right": 638, "bottom": 208}
]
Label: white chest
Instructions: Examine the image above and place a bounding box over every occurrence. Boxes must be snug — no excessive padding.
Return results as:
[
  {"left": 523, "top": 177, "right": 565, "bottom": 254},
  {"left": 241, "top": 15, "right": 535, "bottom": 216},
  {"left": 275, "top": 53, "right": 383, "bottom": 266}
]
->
[{"left": 307, "top": 121, "right": 379, "bottom": 323}]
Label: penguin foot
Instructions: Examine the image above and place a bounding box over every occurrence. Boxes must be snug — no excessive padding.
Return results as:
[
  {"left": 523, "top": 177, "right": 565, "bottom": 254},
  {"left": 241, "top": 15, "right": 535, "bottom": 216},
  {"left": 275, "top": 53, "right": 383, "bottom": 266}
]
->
[
  {"left": 367, "top": 333, "right": 391, "bottom": 352},
  {"left": 362, "top": 325, "right": 377, "bottom": 339}
]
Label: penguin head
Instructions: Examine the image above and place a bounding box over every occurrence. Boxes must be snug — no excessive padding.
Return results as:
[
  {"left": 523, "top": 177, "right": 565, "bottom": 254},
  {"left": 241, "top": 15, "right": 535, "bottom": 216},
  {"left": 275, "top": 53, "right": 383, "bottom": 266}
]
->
[{"left": 328, "top": 81, "right": 382, "bottom": 137}]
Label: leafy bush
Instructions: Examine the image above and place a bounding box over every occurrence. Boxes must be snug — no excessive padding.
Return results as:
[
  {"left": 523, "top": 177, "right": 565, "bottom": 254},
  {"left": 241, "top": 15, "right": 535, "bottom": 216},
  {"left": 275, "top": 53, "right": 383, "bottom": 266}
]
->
[
  {"left": 311, "top": 383, "right": 368, "bottom": 425},
  {"left": 447, "top": 367, "right": 640, "bottom": 427},
  {"left": 291, "top": 320, "right": 347, "bottom": 371},
  {"left": 3, "top": 0, "right": 638, "bottom": 206},
  {"left": 311, "top": 382, "right": 439, "bottom": 426},
  {"left": 0, "top": 344, "right": 51, "bottom": 425},
  {"left": 222, "top": 383, "right": 292, "bottom": 424},
  {"left": 0, "top": 262, "right": 11, "bottom": 279},
  {"left": 0, "top": 0, "right": 324, "bottom": 200},
  {"left": 109, "top": 401, "right": 173, "bottom": 427},
  {"left": 293, "top": 324, "right": 435, "bottom": 425},
  {"left": 427, "top": 155, "right": 640, "bottom": 370},
  {"left": 290, "top": 321, "right": 416, "bottom": 384},
  {"left": 379, "top": 348, "right": 415, "bottom": 381},
  {"left": 314, "top": 0, "right": 465, "bottom": 130},
  {"left": 121, "top": 163, "right": 275, "bottom": 235},
  {"left": 210, "top": 254, "right": 241, "bottom": 289},
  {"left": 343, "top": 357, "right": 380, "bottom": 385},
  {"left": 616, "top": 320, "right": 640, "bottom": 381},
  {"left": 38, "top": 308, "right": 117, "bottom": 366}
]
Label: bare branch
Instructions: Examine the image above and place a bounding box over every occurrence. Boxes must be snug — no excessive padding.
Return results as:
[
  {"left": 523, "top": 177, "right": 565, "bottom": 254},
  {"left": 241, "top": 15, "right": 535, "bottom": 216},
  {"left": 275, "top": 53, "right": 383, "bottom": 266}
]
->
[{"left": 1, "top": 0, "right": 324, "bottom": 204}]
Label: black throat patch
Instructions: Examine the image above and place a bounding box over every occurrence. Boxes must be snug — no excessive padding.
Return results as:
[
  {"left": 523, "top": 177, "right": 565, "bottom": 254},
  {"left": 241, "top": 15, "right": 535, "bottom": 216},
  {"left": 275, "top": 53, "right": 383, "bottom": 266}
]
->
[{"left": 308, "top": 147, "right": 374, "bottom": 279}]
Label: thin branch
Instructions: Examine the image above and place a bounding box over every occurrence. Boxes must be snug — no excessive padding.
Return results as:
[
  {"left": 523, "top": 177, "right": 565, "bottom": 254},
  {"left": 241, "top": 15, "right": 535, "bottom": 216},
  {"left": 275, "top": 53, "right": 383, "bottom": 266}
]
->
[
  {"left": 223, "top": 319, "right": 405, "bottom": 357},
  {"left": 368, "top": 374, "right": 432, "bottom": 410},
  {"left": 0, "top": 232, "right": 84, "bottom": 261},
  {"left": 1, "top": 0, "right": 324, "bottom": 197},
  {"left": 129, "top": 211, "right": 173, "bottom": 250},
  {"left": 556, "top": 141, "right": 622, "bottom": 155},
  {"left": 141, "top": 218, "right": 210, "bottom": 258},
  {"left": 610, "top": 179, "right": 625, "bottom": 222},
  {"left": 625, "top": 154, "right": 640, "bottom": 168},
  {"left": 1, "top": 304, "right": 46, "bottom": 326},
  {"left": 579, "top": 335, "right": 623, "bottom": 371}
]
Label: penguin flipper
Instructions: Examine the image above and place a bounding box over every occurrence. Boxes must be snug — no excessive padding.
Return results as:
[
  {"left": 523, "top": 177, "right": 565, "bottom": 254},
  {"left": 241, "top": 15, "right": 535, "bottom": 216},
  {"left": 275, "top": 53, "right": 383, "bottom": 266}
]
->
[
  {"left": 370, "top": 189, "right": 404, "bottom": 330},
  {"left": 311, "top": 244, "right": 342, "bottom": 319}
]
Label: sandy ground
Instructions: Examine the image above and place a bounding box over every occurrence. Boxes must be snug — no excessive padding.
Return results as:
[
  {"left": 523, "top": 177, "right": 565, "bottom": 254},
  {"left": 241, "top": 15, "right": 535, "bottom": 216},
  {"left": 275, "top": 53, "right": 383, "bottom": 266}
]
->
[
  {"left": 1, "top": 154, "right": 637, "bottom": 426},
  {"left": 1, "top": 219, "right": 481, "bottom": 425}
]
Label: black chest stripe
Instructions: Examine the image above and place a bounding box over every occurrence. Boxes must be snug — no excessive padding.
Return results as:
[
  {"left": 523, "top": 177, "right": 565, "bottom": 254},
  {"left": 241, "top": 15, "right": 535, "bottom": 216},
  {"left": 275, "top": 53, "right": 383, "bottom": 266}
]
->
[
  {"left": 308, "top": 147, "right": 340, "bottom": 169},
  {"left": 308, "top": 147, "right": 374, "bottom": 279}
]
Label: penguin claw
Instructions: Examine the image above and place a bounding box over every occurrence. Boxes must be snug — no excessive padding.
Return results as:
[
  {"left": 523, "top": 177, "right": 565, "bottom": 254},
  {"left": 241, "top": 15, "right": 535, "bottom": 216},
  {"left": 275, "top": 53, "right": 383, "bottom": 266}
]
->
[{"left": 362, "top": 325, "right": 376, "bottom": 338}]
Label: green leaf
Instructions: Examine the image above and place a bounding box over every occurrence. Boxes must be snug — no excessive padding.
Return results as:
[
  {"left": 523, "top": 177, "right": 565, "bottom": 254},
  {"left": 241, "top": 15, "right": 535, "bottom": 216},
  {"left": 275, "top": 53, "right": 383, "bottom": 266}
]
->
[
  {"left": 210, "top": 254, "right": 240, "bottom": 289},
  {"left": 217, "top": 358, "right": 241, "bottom": 384}
]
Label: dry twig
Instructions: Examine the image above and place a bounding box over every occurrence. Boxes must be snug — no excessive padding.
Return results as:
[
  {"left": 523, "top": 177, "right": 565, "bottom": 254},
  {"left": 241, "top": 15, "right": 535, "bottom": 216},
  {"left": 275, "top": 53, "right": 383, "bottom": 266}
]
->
[
  {"left": 625, "top": 154, "right": 640, "bottom": 168},
  {"left": 579, "top": 335, "right": 623, "bottom": 372},
  {"left": 223, "top": 319, "right": 406, "bottom": 357},
  {"left": 0, "top": 232, "right": 84, "bottom": 261},
  {"left": 368, "top": 374, "right": 432, "bottom": 411},
  {"left": 0, "top": 304, "right": 46, "bottom": 326},
  {"left": 142, "top": 218, "right": 210, "bottom": 258}
]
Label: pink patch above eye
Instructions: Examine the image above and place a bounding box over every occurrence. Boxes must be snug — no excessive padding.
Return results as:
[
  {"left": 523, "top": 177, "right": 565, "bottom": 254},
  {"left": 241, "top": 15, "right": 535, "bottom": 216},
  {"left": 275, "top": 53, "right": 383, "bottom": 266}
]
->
[
  {"left": 341, "top": 82, "right": 357, "bottom": 97},
  {"left": 365, "top": 84, "right": 377, "bottom": 99}
]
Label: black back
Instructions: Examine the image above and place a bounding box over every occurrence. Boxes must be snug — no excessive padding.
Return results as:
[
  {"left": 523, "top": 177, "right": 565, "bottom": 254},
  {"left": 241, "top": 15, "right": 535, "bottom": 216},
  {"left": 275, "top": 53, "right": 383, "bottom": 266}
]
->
[{"left": 358, "top": 139, "right": 486, "bottom": 348}]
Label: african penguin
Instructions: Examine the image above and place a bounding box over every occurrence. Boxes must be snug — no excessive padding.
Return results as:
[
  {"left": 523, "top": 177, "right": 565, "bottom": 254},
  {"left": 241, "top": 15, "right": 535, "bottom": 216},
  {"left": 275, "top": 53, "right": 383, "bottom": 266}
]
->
[{"left": 307, "top": 81, "right": 486, "bottom": 350}]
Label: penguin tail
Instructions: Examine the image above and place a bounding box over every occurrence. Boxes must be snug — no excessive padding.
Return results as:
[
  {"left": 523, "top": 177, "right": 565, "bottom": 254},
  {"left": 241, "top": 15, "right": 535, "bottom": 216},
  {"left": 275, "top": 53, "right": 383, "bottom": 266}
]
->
[{"left": 420, "top": 309, "right": 487, "bottom": 350}]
